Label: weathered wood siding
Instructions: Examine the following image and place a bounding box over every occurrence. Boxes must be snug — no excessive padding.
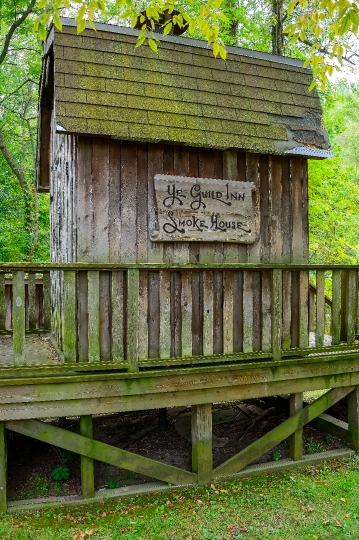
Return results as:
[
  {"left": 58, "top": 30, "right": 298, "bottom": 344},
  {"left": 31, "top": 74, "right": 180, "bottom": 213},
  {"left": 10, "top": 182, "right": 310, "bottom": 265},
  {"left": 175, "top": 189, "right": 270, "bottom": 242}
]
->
[{"left": 50, "top": 137, "right": 309, "bottom": 360}]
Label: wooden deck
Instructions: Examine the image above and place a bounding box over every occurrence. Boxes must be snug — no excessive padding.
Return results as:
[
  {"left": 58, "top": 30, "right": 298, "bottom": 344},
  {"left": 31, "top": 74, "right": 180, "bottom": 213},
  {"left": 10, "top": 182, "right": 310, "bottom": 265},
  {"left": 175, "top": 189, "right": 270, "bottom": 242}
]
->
[{"left": 0, "top": 262, "right": 359, "bottom": 511}]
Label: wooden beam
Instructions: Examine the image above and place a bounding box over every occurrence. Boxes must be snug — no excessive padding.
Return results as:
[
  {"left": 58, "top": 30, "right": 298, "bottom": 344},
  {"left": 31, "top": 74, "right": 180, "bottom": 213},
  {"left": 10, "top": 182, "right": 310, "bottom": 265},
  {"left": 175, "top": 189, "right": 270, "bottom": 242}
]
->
[
  {"left": 191, "top": 404, "right": 212, "bottom": 485},
  {"left": 289, "top": 392, "right": 303, "bottom": 460},
  {"left": 348, "top": 386, "right": 359, "bottom": 452},
  {"left": 0, "top": 423, "right": 7, "bottom": 512},
  {"left": 213, "top": 386, "right": 354, "bottom": 478},
  {"left": 5, "top": 419, "right": 196, "bottom": 486},
  {"left": 310, "top": 413, "right": 351, "bottom": 445},
  {"left": 80, "top": 415, "right": 95, "bottom": 499},
  {"left": 12, "top": 271, "right": 25, "bottom": 366}
]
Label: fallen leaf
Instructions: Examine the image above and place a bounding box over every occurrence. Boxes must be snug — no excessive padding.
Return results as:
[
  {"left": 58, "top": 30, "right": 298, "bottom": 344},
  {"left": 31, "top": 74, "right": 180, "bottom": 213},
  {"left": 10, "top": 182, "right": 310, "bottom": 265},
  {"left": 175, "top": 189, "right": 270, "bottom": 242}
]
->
[
  {"left": 345, "top": 513, "right": 350, "bottom": 518},
  {"left": 335, "top": 521, "right": 342, "bottom": 528},
  {"left": 307, "top": 507, "right": 313, "bottom": 513},
  {"left": 323, "top": 520, "right": 330, "bottom": 525}
]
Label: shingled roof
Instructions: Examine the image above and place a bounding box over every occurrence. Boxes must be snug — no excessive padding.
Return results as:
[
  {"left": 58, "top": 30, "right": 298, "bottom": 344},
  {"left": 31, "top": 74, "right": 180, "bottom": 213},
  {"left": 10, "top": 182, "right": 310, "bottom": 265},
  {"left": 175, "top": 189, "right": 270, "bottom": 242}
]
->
[{"left": 42, "top": 17, "right": 331, "bottom": 157}]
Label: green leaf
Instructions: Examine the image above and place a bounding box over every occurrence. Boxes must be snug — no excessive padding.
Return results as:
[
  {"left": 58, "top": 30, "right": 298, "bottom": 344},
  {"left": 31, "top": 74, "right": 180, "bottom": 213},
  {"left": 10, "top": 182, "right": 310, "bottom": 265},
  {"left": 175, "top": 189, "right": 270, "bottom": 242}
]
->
[
  {"left": 148, "top": 39, "right": 158, "bottom": 53},
  {"left": 77, "top": 19, "right": 87, "bottom": 33},
  {"left": 53, "top": 12, "right": 62, "bottom": 31}
]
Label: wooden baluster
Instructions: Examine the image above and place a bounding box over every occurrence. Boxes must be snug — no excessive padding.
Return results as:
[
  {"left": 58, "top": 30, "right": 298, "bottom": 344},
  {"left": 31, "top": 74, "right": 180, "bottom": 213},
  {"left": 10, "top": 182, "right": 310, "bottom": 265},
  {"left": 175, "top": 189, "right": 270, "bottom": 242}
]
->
[
  {"left": 63, "top": 270, "right": 77, "bottom": 363},
  {"left": 159, "top": 270, "right": 171, "bottom": 360},
  {"left": 243, "top": 270, "right": 253, "bottom": 354},
  {"left": 299, "top": 270, "right": 309, "bottom": 348},
  {"left": 12, "top": 271, "right": 25, "bottom": 366},
  {"left": 127, "top": 269, "right": 140, "bottom": 373},
  {"left": 111, "top": 270, "right": 124, "bottom": 362},
  {"left": 0, "top": 274, "right": 5, "bottom": 332},
  {"left": 332, "top": 269, "right": 341, "bottom": 345},
  {"left": 87, "top": 271, "right": 100, "bottom": 363},
  {"left": 43, "top": 271, "right": 51, "bottom": 331},
  {"left": 261, "top": 269, "right": 272, "bottom": 352},
  {"left": 282, "top": 270, "right": 292, "bottom": 349},
  {"left": 138, "top": 270, "right": 149, "bottom": 362},
  {"left": 316, "top": 270, "right": 325, "bottom": 347},
  {"left": 223, "top": 270, "right": 233, "bottom": 355},
  {"left": 203, "top": 270, "right": 214, "bottom": 356},
  {"left": 271, "top": 269, "right": 282, "bottom": 361},
  {"left": 28, "top": 272, "right": 36, "bottom": 332},
  {"left": 341, "top": 270, "right": 348, "bottom": 342},
  {"left": 181, "top": 269, "right": 193, "bottom": 357},
  {"left": 347, "top": 270, "right": 357, "bottom": 345}
]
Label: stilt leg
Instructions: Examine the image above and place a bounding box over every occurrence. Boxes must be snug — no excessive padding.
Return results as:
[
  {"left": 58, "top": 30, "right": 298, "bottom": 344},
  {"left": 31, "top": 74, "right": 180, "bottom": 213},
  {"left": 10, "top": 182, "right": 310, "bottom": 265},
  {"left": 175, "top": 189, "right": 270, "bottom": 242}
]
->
[
  {"left": 348, "top": 386, "right": 359, "bottom": 452},
  {"left": 0, "top": 423, "right": 7, "bottom": 512},
  {"left": 289, "top": 393, "right": 303, "bottom": 461},
  {"left": 80, "top": 415, "right": 95, "bottom": 499},
  {"left": 191, "top": 404, "right": 212, "bottom": 485}
]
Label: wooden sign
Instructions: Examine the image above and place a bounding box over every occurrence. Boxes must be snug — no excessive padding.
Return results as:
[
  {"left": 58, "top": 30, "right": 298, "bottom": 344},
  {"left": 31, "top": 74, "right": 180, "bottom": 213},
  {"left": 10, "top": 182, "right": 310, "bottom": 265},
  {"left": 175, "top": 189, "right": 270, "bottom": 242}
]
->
[{"left": 151, "top": 175, "right": 257, "bottom": 243}]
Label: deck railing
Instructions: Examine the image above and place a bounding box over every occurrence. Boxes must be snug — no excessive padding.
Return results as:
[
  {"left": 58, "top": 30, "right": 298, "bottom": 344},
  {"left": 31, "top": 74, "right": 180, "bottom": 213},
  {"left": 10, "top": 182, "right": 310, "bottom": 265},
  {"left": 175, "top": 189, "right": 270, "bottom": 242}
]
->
[{"left": 0, "top": 263, "right": 358, "bottom": 372}]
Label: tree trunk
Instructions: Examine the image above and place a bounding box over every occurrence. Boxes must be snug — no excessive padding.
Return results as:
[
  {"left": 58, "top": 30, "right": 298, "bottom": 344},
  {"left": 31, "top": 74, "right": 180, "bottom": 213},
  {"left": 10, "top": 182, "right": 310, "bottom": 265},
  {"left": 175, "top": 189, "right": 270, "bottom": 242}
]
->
[{"left": 272, "top": 0, "right": 285, "bottom": 55}]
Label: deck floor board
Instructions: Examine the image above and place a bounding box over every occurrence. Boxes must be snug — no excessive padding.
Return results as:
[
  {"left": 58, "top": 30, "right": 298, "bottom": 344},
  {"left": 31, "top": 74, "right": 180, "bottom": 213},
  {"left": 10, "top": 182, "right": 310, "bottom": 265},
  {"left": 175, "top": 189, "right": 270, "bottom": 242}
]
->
[{"left": 0, "top": 336, "right": 61, "bottom": 367}]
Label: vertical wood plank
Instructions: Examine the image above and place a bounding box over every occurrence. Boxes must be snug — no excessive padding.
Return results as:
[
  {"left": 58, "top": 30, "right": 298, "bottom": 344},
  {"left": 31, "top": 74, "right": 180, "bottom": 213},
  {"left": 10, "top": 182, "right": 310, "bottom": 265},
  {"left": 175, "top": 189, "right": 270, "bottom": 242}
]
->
[
  {"left": 332, "top": 270, "right": 342, "bottom": 345},
  {"left": 269, "top": 155, "right": 283, "bottom": 263},
  {"left": 43, "top": 271, "right": 51, "bottom": 330},
  {"left": 0, "top": 274, "right": 5, "bottom": 331},
  {"left": 181, "top": 270, "right": 192, "bottom": 358},
  {"left": 259, "top": 154, "right": 270, "bottom": 263},
  {"left": 348, "top": 386, "right": 359, "bottom": 452},
  {"left": 289, "top": 393, "right": 303, "bottom": 461},
  {"left": 28, "top": 273, "right": 36, "bottom": 331},
  {"left": 233, "top": 270, "right": 243, "bottom": 352},
  {"left": 111, "top": 271, "right": 124, "bottom": 362},
  {"left": 203, "top": 271, "right": 214, "bottom": 356},
  {"left": 261, "top": 270, "right": 271, "bottom": 352},
  {"left": 138, "top": 270, "right": 149, "bottom": 361},
  {"left": 223, "top": 270, "right": 233, "bottom": 355},
  {"left": 282, "top": 271, "right": 292, "bottom": 349},
  {"left": 252, "top": 271, "right": 261, "bottom": 352},
  {"left": 316, "top": 270, "right": 325, "bottom": 347},
  {"left": 121, "top": 142, "right": 138, "bottom": 263},
  {"left": 77, "top": 271, "right": 88, "bottom": 362},
  {"left": 137, "top": 143, "right": 149, "bottom": 263},
  {"left": 87, "top": 271, "right": 100, "bottom": 363},
  {"left": 127, "top": 269, "right": 140, "bottom": 372},
  {"left": 243, "top": 270, "right": 253, "bottom": 353},
  {"left": 63, "top": 270, "right": 77, "bottom": 363},
  {"left": 79, "top": 415, "right": 95, "bottom": 499},
  {"left": 0, "top": 423, "right": 7, "bottom": 512},
  {"left": 76, "top": 138, "right": 92, "bottom": 262},
  {"left": 281, "top": 157, "right": 292, "bottom": 264},
  {"left": 192, "top": 404, "right": 212, "bottom": 485},
  {"left": 271, "top": 269, "right": 282, "bottom": 361},
  {"left": 91, "top": 139, "right": 110, "bottom": 261},
  {"left": 159, "top": 271, "right": 171, "bottom": 359},
  {"left": 299, "top": 270, "right": 309, "bottom": 348},
  {"left": 108, "top": 139, "right": 121, "bottom": 263},
  {"left": 99, "top": 272, "right": 111, "bottom": 361},
  {"left": 246, "top": 153, "right": 261, "bottom": 262},
  {"left": 347, "top": 270, "right": 357, "bottom": 345},
  {"left": 291, "top": 158, "right": 305, "bottom": 263},
  {"left": 341, "top": 270, "right": 348, "bottom": 342},
  {"left": 12, "top": 271, "right": 25, "bottom": 366}
]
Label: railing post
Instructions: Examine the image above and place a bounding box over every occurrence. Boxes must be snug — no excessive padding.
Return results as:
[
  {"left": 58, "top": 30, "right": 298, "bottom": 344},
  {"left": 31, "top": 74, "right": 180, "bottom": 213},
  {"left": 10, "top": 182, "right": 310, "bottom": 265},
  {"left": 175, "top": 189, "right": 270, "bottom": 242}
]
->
[
  {"left": 271, "top": 269, "right": 282, "bottom": 361},
  {"left": 127, "top": 269, "right": 140, "bottom": 373},
  {"left": 63, "top": 270, "right": 77, "bottom": 363},
  {"left": 42, "top": 271, "right": 51, "bottom": 331},
  {"left": 12, "top": 271, "right": 25, "bottom": 366},
  {"left": 332, "top": 270, "right": 341, "bottom": 345},
  {"left": 347, "top": 270, "right": 357, "bottom": 345},
  {"left": 28, "top": 272, "right": 36, "bottom": 332},
  {"left": 341, "top": 270, "right": 348, "bottom": 342},
  {"left": 299, "top": 270, "right": 309, "bottom": 348}
]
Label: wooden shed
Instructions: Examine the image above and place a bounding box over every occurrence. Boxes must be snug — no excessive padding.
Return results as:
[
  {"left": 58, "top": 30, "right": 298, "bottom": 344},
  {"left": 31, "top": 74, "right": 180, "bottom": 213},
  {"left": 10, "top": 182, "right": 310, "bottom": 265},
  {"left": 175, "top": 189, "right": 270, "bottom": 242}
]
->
[{"left": 2, "top": 16, "right": 359, "bottom": 512}]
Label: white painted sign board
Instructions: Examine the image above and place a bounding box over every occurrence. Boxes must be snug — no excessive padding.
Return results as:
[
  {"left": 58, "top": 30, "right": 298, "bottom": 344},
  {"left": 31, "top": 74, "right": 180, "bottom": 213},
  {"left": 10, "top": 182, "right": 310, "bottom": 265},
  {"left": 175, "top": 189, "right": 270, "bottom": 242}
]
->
[{"left": 151, "top": 175, "right": 257, "bottom": 243}]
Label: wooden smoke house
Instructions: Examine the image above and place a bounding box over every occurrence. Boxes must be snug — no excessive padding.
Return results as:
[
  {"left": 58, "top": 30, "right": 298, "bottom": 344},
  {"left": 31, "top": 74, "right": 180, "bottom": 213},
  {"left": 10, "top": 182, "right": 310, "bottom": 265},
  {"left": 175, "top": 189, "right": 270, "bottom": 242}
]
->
[{"left": 0, "top": 16, "right": 359, "bottom": 511}]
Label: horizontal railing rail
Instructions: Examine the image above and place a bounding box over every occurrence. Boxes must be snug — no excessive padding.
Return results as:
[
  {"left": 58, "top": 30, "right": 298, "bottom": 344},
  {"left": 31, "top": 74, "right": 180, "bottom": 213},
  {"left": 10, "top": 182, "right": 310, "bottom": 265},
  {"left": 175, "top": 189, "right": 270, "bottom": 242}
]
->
[{"left": 0, "top": 263, "right": 358, "bottom": 373}]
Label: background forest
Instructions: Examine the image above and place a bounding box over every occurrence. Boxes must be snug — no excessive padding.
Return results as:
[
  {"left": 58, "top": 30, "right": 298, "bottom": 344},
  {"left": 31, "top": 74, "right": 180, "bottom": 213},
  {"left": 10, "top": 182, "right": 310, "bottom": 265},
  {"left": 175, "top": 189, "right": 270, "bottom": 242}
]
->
[{"left": 1, "top": 0, "right": 359, "bottom": 263}]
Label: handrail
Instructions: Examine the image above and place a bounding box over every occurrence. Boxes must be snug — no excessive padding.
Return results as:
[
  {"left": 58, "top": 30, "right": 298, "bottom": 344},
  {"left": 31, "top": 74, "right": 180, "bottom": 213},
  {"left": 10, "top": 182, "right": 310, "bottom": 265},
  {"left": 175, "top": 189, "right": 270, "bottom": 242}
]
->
[{"left": 0, "top": 263, "right": 358, "bottom": 270}]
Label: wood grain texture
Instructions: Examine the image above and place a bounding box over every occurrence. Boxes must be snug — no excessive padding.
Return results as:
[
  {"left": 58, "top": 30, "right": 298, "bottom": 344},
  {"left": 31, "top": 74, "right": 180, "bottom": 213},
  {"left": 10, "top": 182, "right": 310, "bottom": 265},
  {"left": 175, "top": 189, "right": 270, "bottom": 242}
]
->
[
  {"left": 79, "top": 415, "right": 95, "bottom": 498},
  {"left": 12, "top": 272, "right": 25, "bottom": 366},
  {"left": 289, "top": 392, "right": 303, "bottom": 461},
  {"left": 0, "top": 423, "right": 6, "bottom": 512},
  {"left": 316, "top": 270, "right": 325, "bottom": 347},
  {"left": 87, "top": 271, "right": 100, "bottom": 363},
  {"left": 192, "top": 403, "right": 212, "bottom": 485}
]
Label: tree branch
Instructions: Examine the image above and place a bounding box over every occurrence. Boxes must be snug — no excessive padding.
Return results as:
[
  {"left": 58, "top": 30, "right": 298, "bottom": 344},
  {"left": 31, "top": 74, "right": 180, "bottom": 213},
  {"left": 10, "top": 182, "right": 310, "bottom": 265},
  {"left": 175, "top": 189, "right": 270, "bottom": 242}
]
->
[
  {"left": 0, "top": 128, "right": 27, "bottom": 189},
  {"left": 0, "top": 0, "right": 37, "bottom": 66}
]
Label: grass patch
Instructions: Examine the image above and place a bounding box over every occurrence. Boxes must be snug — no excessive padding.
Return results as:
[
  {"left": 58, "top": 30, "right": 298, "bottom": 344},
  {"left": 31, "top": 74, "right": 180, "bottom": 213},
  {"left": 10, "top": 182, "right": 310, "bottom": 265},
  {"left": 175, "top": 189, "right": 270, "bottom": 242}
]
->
[{"left": 2, "top": 456, "right": 359, "bottom": 539}]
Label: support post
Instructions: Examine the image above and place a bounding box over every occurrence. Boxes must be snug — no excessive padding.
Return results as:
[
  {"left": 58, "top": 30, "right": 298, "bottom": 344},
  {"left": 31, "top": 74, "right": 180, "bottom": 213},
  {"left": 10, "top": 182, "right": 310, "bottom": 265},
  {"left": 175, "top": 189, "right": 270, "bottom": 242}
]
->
[
  {"left": 79, "top": 415, "right": 95, "bottom": 499},
  {"left": 0, "top": 423, "right": 7, "bottom": 512},
  {"left": 289, "top": 392, "right": 303, "bottom": 460},
  {"left": 191, "top": 404, "right": 212, "bottom": 485},
  {"left": 348, "top": 386, "right": 359, "bottom": 452}
]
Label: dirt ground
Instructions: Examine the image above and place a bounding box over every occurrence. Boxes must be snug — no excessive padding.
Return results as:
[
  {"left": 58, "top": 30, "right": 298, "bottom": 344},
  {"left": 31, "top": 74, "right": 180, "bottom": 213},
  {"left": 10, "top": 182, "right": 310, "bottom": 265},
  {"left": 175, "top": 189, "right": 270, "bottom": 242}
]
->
[{"left": 7, "top": 397, "right": 348, "bottom": 502}]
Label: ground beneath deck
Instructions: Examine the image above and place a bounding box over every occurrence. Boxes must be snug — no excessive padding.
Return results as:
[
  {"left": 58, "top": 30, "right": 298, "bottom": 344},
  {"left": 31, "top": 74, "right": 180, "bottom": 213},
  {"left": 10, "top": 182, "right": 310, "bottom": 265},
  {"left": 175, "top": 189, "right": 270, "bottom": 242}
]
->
[
  {"left": 7, "top": 397, "right": 348, "bottom": 502},
  {"left": 0, "top": 335, "right": 61, "bottom": 366}
]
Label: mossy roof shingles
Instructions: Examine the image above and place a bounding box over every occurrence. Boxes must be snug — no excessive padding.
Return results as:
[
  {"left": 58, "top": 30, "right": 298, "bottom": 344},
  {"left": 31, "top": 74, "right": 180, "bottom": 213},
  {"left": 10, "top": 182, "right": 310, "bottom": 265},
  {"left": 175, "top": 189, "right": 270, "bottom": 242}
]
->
[{"left": 49, "top": 18, "right": 330, "bottom": 156}]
